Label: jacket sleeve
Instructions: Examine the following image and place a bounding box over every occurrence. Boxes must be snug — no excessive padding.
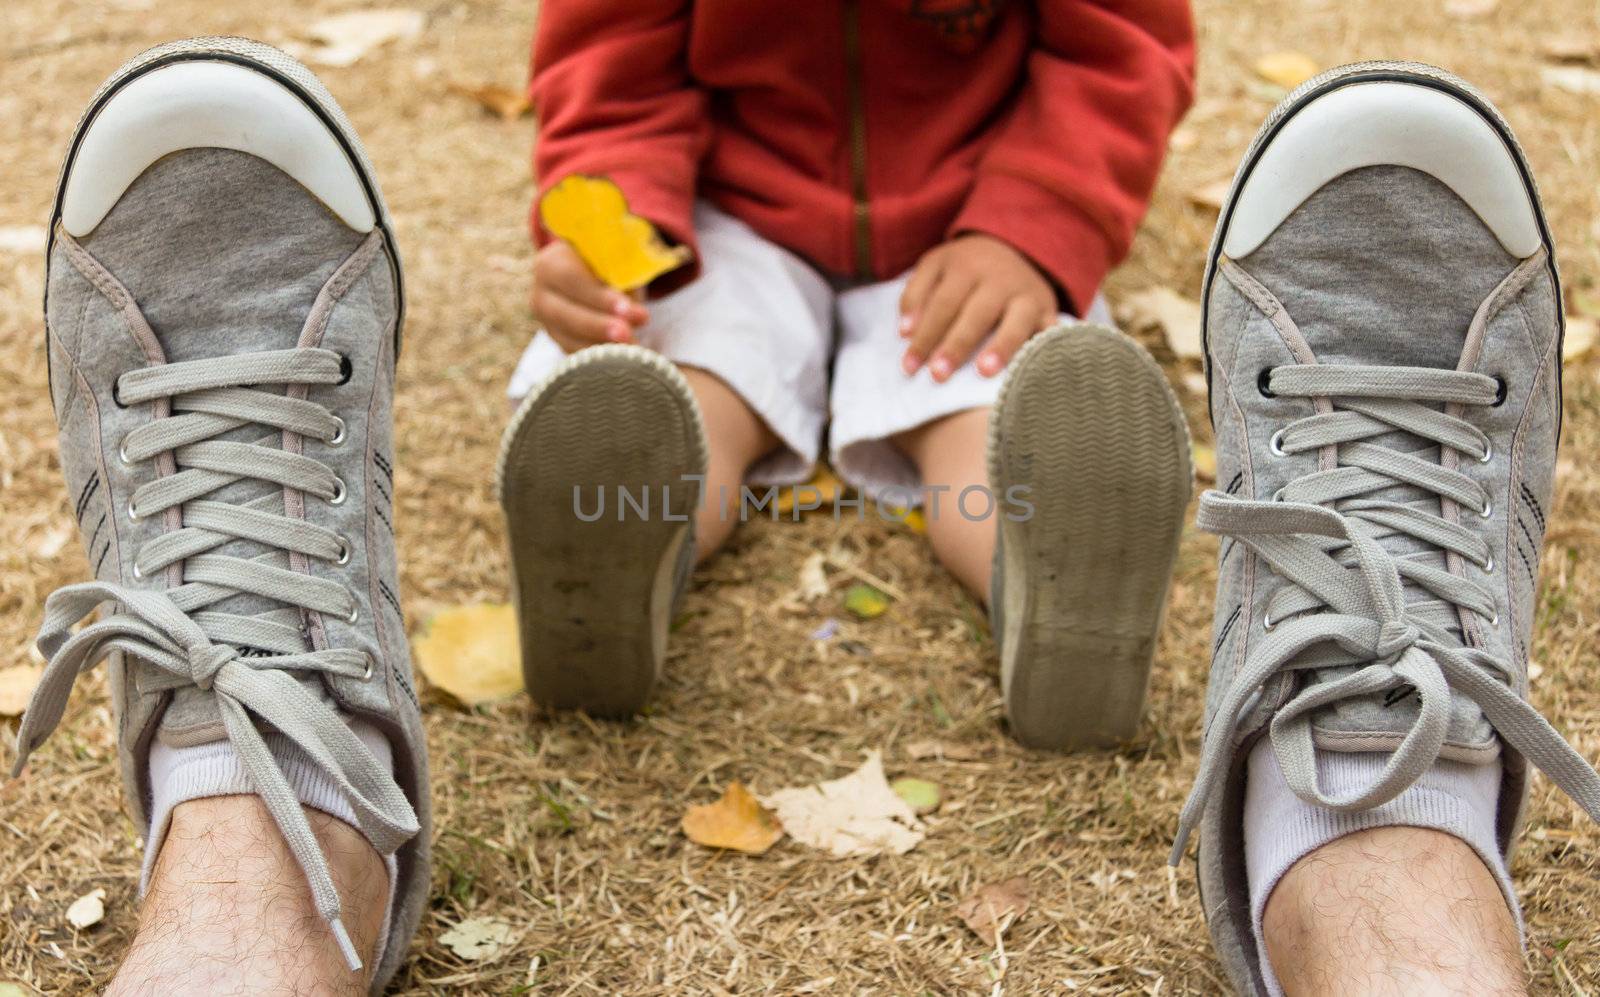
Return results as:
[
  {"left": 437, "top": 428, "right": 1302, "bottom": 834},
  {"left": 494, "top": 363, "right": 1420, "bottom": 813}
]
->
[
  {"left": 948, "top": 0, "right": 1196, "bottom": 315},
  {"left": 530, "top": 0, "right": 708, "bottom": 287}
]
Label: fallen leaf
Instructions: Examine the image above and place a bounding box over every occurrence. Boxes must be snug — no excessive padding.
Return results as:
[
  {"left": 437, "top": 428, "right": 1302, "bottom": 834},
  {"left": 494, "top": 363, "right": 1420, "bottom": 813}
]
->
[
  {"left": 1254, "top": 51, "right": 1319, "bottom": 89},
  {"left": 1192, "top": 444, "right": 1217, "bottom": 483},
  {"left": 681, "top": 781, "right": 784, "bottom": 854},
  {"left": 1539, "top": 36, "right": 1600, "bottom": 64},
  {"left": 891, "top": 777, "right": 941, "bottom": 815},
  {"left": 299, "top": 9, "right": 426, "bottom": 67},
  {"left": 956, "top": 877, "right": 1030, "bottom": 946},
  {"left": 439, "top": 916, "right": 514, "bottom": 962},
  {"left": 412, "top": 604, "right": 523, "bottom": 705},
  {"left": 1543, "top": 65, "right": 1600, "bottom": 95},
  {"left": 1564, "top": 316, "right": 1597, "bottom": 361},
  {"left": 66, "top": 888, "right": 106, "bottom": 929},
  {"left": 0, "top": 983, "right": 30, "bottom": 997},
  {"left": 1180, "top": 370, "right": 1208, "bottom": 397},
  {"left": 843, "top": 583, "right": 890, "bottom": 620},
  {"left": 1443, "top": 0, "right": 1498, "bottom": 19},
  {"left": 449, "top": 82, "right": 531, "bottom": 122},
  {"left": 539, "top": 174, "right": 692, "bottom": 291},
  {"left": 0, "top": 665, "right": 43, "bottom": 717},
  {"left": 797, "top": 552, "right": 830, "bottom": 601},
  {"left": 0, "top": 225, "right": 47, "bottom": 254},
  {"left": 28, "top": 523, "right": 72, "bottom": 559},
  {"left": 1187, "top": 177, "right": 1232, "bottom": 212},
  {"left": 761, "top": 752, "right": 925, "bottom": 858},
  {"left": 1120, "top": 286, "right": 1203, "bottom": 359},
  {"left": 904, "top": 739, "right": 984, "bottom": 761},
  {"left": 776, "top": 465, "right": 844, "bottom": 515}
]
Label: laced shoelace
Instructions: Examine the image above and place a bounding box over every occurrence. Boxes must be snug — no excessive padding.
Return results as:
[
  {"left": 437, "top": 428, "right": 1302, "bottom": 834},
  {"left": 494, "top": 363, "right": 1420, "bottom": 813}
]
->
[
  {"left": 12, "top": 347, "right": 418, "bottom": 970},
  {"left": 1171, "top": 363, "right": 1600, "bottom": 863}
]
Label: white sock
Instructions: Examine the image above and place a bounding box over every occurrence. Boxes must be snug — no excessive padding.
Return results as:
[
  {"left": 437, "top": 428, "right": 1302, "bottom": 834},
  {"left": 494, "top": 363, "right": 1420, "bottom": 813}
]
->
[
  {"left": 144, "top": 716, "right": 399, "bottom": 971},
  {"left": 1243, "top": 737, "right": 1514, "bottom": 997}
]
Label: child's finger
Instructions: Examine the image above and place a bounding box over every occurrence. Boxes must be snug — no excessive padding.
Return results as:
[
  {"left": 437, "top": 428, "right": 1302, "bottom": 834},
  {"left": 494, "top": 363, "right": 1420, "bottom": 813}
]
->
[
  {"left": 976, "top": 300, "right": 1047, "bottom": 378},
  {"left": 927, "top": 289, "right": 1007, "bottom": 382},
  {"left": 899, "top": 252, "right": 943, "bottom": 328},
  {"left": 541, "top": 243, "right": 649, "bottom": 325},
  {"left": 534, "top": 287, "right": 630, "bottom": 351},
  {"left": 903, "top": 272, "right": 973, "bottom": 374}
]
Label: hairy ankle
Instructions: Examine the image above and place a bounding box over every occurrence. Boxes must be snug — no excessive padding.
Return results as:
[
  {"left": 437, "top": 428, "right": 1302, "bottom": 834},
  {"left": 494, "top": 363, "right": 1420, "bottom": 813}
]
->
[
  {"left": 110, "top": 795, "right": 388, "bottom": 996},
  {"left": 1262, "top": 826, "right": 1524, "bottom": 996}
]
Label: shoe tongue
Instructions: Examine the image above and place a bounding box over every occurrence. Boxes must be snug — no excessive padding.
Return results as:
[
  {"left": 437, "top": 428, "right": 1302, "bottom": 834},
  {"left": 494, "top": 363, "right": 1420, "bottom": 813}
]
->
[
  {"left": 1242, "top": 165, "right": 1516, "bottom": 372},
  {"left": 1241, "top": 166, "right": 1516, "bottom": 750},
  {"left": 81, "top": 149, "right": 365, "bottom": 628}
]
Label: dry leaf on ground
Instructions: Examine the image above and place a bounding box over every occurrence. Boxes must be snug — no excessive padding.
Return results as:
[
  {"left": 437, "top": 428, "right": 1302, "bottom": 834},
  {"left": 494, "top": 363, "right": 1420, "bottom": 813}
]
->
[
  {"left": 412, "top": 603, "right": 523, "bottom": 705},
  {"left": 0, "top": 983, "right": 30, "bottom": 997},
  {"left": 1192, "top": 443, "right": 1217, "bottom": 483},
  {"left": 843, "top": 584, "right": 890, "bottom": 620},
  {"left": 449, "top": 82, "right": 531, "bottom": 122},
  {"left": 539, "top": 175, "right": 693, "bottom": 291},
  {"left": 1543, "top": 65, "right": 1600, "bottom": 95},
  {"left": 1254, "top": 51, "right": 1319, "bottom": 89},
  {"left": 797, "top": 552, "right": 830, "bottom": 602},
  {"left": 1187, "top": 177, "right": 1232, "bottom": 212},
  {"left": 66, "top": 888, "right": 106, "bottom": 929},
  {"left": 0, "top": 225, "right": 47, "bottom": 254},
  {"left": 956, "top": 877, "right": 1030, "bottom": 946},
  {"left": 891, "top": 777, "right": 941, "bottom": 815},
  {"left": 439, "top": 916, "right": 515, "bottom": 962},
  {"left": 1540, "top": 36, "right": 1600, "bottom": 64},
  {"left": 762, "top": 752, "right": 925, "bottom": 858},
  {"left": 1564, "top": 317, "right": 1597, "bottom": 362},
  {"left": 681, "top": 781, "right": 784, "bottom": 854},
  {"left": 0, "top": 665, "right": 43, "bottom": 717},
  {"left": 903, "top": 739, "right": 984, "bottom": 761},
  {"left": 1120, "top": 286, "right": 1203, "bottom": 359},
  {"left": 297, "top": 10, "right": 426, "bottom": 67}
]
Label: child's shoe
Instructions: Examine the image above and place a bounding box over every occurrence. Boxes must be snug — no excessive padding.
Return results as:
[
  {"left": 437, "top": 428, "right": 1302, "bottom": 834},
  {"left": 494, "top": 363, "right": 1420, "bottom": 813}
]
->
[
  {"left": 498, "top": 344, "right": 707, "bottom": 717},
  {"left": 988, "top": 323, "right": 1193, "bottom": 750}
]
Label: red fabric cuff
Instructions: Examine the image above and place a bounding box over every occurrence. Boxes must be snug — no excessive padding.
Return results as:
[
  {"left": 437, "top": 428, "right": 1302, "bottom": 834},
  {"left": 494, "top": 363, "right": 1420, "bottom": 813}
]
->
[{"left": 948, "top": 171, "right": 1117, "bottom": 318}]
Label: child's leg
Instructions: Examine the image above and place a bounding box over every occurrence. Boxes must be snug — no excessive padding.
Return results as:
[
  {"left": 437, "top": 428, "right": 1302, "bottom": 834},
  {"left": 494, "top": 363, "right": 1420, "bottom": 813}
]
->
[
  {"left": 890, "top": 406, "right": 993, "bottom": 599},
  {"left": 679, "top": 365, "right": 779, "bottom": 560}
]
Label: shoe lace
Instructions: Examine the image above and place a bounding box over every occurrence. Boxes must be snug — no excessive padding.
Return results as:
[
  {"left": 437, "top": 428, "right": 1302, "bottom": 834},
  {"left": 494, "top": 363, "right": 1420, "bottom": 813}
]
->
[
  {"left": 1171, "top": 363, "right": 1600, "bottom": 863},
  {"left": 12, "top": 347, "right": 418, "bottom": 970}
]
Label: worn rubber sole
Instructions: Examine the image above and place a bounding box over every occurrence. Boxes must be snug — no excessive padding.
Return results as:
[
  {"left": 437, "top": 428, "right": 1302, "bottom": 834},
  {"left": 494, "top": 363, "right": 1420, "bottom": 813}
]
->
[
  {"left": 497, "top": 345, "right": 707, "bottom": 718},
  {"left": 989, "top": 324, "right": 1192, "bottom": 751}
]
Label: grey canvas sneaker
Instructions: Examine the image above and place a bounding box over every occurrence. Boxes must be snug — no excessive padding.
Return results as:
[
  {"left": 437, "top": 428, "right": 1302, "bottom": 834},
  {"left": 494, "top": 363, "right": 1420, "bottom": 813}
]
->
[
  {"left": 1175, "top": 61, "right": 1600, "bottom": 992},
  {"left": 11, "top": 38, "right": 430, "bottom": 988},
  {"left": 497, "top": 344, "right": 706, "bottom": 717},
  {"left": 988, "top": 323, "right": 1192, "bottom": 750}
]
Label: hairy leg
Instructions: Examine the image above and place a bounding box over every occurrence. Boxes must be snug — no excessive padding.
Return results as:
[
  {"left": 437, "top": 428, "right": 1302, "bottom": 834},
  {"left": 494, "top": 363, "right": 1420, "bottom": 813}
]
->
[
  {"left": 1262, "top": 826, "right": 1524, "bottom": 996},
  {"left": 677, "top": 365, "right": 780, "bottom": 561},
  {"left": 892, "top": 406, "right": 994, "bottom": 599},
  {"left": 110, "top": 795, "right": 389, "bottom": 996}
]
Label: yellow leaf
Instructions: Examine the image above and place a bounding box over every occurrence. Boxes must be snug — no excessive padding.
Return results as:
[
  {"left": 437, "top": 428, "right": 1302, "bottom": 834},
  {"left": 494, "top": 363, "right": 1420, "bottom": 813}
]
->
[
  {"left": 538, "top": 175, "right": 692, "bottom": 291},
  {"left": 1192, "top": 444, "right": 1217, "bottom": 483},
  {"left": 0, "top": 665, "right": 42, "bottom": 717},
  {"left": 449, "top": 82, "right": 531, "bottom": 121},
  {"left": 775, "top": 465, "right": 844, "bottom": 516},
  {"left": 681, "top": 781, "right": 784, "bottom": 854},
  {"left": 844, "top": 584, "right": 891, "bottom": 620},
  {"left": 412, "top": 604, "right": 523, "bottom": 706},
  {"left": 1254, "top": 51, "right": 1320, "bottom": 89}
]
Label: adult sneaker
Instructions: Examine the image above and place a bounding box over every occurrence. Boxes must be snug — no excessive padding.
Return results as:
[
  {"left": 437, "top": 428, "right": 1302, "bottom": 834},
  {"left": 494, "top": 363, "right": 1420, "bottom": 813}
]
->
[
  {"left": 497, "top": 344, "right": 707, "bottom": 717},
  {"left": 12, "top": 37, "right": 430, "bottom": 988},
  {"left": 1172, "top": 61, "right": 1600, "bottom": 992},
  {"left": 988, "top": 323, "right": 1192, "bottom": 750}
]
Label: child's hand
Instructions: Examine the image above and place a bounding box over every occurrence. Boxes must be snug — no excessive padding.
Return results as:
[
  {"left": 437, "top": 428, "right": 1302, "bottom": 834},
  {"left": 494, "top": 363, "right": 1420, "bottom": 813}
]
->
[
  {"left": 898, "top": 234, "right": 1056, "bottom": 381},
  {"left": 531, "top": 240, "right": 651, "bottom": 352}
]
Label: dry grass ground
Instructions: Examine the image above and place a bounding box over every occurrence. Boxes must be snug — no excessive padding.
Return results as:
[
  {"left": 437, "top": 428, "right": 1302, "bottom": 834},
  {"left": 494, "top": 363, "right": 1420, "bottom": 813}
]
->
[{"left": 2, "top": 0, "right": 1598, "bottom": 993}]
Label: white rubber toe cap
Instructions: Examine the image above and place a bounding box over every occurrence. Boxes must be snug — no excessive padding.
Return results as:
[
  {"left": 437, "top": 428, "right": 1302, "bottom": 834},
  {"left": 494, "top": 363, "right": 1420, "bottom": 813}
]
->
[
  {"left": 61, "top": 60, "right": 375, "bottom": 237},
  {"left": 1223, "top": 80, "right": 1541, "bottom": 260}
]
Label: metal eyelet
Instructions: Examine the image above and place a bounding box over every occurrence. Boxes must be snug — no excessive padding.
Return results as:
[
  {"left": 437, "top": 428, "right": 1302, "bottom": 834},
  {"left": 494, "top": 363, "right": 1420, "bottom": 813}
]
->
[
  {"left": 111, "top": 379, "right": 129, "bottom": 409},
  {"left": 127, "top": 498, "right": 142, "bottom": 521},
  {"left": 328, "top": 416, "right": 346, "bottom": 447},
  {"left": 1272, "top": 487, "right": 1286, "bottom": 502},
  {"left": 1257, "top": 368, "right": 1277, "bottom": 398},
  {"left": 118, "top": 437, "right": 134, "bottom": 465},
  {"left": 361, "top": 654, "right": 374, "bottom": 680},
  {"left": 1480, "top": 554, "right": 1494, "bottom": 574},
  {"left": 1269, "top": 428, "right": 1288, "bottom": 457},
  {"left": 336, "top": 354, "right": 354, "bottom": 386},
  {"left": 1477, "top": 440, "right": 1493, "bottom": 464},
  {"left": 330, "top": 477, "right": 347, "bottom": 506},
  {"left": 1487, "top": 611, "right": 1499, "bottom": 627},
  {"left": 132, "top": 563, "right": 144, "bottom": 580},
  {"left": 1479, "top": 497, "right": 1493, "bottom": 519},
  {"left": 1262, "top": 611, "right": 1277, "bottom": 632},
  {"left": 336, "top": 535, "right": 352, "bottom": 565},
  {"left": 1491, "top": 375, "right": 1508, "bottom": 407},
  {"left": 346, "top": 603, "right": 360, "bottom": 624}
]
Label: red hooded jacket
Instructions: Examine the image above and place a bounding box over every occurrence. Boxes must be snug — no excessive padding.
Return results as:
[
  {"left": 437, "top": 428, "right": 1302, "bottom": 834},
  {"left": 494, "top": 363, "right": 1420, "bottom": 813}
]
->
[{"left": 530, "top": 0, "right": 1195, "bottom": 314}]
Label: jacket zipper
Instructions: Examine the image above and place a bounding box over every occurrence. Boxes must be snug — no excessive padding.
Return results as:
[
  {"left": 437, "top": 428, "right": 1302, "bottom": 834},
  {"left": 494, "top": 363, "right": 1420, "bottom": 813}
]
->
[{"left": 844, "top": 0, "right": 872, "bottom": 280}]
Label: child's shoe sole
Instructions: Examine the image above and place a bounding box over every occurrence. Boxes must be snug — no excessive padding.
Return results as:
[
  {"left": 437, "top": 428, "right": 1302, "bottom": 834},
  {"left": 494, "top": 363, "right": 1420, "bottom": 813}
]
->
[
  {"left": 990, "top": 324, "right": 1192, "bottom": 750},
  {"left": 497, "top": 345, "right": 707, "bottom": 718}
]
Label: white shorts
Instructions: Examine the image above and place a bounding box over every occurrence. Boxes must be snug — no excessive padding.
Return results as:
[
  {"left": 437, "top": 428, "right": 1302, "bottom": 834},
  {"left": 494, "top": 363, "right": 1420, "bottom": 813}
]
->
[{"left": 509, "top": 201, "right": 1111, "bottom": 498}]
